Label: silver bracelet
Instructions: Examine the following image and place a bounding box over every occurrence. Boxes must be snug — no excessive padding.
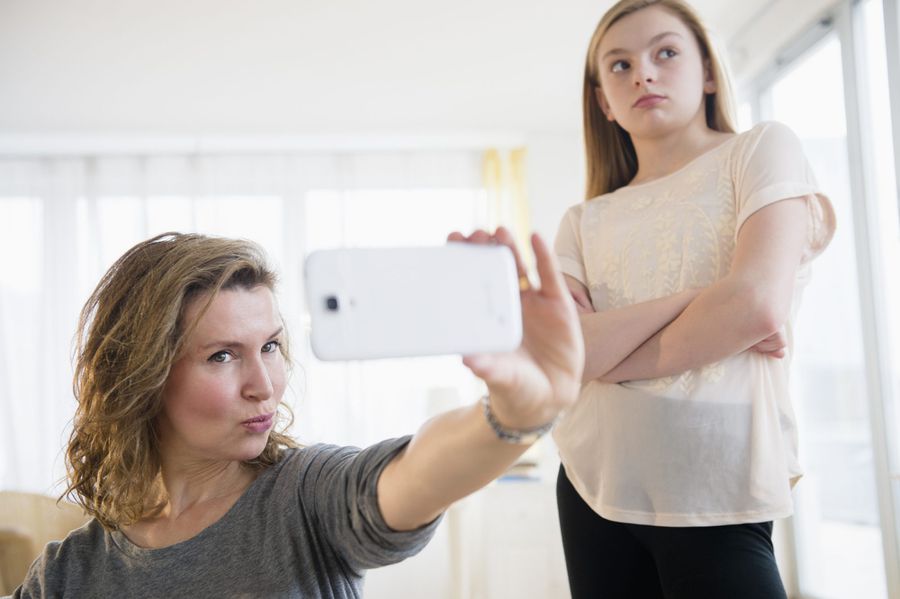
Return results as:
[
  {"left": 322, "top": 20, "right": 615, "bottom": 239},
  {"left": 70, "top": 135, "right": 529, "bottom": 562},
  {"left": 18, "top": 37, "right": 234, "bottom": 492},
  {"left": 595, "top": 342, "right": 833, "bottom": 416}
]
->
[{"left": 480, "top": 395, "right": 556, "bottom": 444}]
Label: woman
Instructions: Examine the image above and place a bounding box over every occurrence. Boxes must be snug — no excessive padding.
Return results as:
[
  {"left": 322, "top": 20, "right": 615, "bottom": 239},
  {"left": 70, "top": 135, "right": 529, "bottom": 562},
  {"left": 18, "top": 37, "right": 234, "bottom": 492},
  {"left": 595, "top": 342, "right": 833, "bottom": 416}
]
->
[
  {"left": 553, "top": 1, "right": 836, "bottom": 597},
  {"left": 13, "top": 227, "right": 583, "bottom": 598}
]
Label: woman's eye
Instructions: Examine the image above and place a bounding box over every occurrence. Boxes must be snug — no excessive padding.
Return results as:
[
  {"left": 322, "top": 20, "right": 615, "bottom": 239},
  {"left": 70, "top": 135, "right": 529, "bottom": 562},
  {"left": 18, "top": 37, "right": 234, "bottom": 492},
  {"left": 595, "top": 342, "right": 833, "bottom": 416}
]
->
[
  {"left": 209, "top": 351, "right": 234, "bottom": 364},
  {"left": 658, "top": 48, "right": 677, "bottom": 59},
  {"left": 611, "top": 60, "right": 629, "bottom": 73},
  {"left": 262, "top": 340, "right": 281, "bottom": 354}
]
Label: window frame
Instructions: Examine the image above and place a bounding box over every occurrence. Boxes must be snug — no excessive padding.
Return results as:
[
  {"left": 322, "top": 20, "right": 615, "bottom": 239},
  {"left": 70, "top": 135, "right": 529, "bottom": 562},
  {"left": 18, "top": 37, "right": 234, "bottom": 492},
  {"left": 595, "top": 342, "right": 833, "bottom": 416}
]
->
[{"left": 740, "top": 1, "right": 900, "bottom": 596}]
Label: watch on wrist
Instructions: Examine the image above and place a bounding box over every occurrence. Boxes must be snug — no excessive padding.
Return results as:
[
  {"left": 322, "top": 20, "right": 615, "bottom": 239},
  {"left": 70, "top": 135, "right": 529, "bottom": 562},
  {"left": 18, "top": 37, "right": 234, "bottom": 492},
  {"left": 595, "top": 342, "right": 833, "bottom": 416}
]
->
[{"left": 480, "top": 395, "right": 556, "bottom": 444}]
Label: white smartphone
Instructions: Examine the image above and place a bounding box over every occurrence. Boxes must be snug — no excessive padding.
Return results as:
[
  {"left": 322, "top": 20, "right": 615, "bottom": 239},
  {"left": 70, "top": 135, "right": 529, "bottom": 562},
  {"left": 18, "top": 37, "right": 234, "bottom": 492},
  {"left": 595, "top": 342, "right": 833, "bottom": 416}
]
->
[{"left": 304, "top": 244, "right": 523, "bottom": 361}]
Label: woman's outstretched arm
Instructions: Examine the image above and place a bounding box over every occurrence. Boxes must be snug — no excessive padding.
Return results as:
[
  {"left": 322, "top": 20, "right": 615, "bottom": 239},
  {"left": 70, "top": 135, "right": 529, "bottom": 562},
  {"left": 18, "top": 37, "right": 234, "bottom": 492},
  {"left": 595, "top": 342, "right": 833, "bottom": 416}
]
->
[{"left": 376, "top": 228, "right": 584, "bottom": 531}]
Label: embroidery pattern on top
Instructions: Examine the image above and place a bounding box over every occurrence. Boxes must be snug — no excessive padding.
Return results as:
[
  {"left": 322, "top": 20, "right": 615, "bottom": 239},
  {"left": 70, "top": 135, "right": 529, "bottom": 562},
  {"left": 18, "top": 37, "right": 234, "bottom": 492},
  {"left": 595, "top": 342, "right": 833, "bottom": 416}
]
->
[{"left": 581, "top": 144, "right": 740, "bottom": 396}]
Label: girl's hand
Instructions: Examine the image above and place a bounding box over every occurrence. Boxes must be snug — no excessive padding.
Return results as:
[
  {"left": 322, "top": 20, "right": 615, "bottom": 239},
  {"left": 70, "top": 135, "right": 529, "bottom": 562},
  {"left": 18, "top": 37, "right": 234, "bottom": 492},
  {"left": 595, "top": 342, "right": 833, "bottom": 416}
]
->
[
  {"left": 446, "top": 227, "right": 584, "bottom": 430},
  {"left": 751, "top": 330, "right": 787, "bottom": 358}
]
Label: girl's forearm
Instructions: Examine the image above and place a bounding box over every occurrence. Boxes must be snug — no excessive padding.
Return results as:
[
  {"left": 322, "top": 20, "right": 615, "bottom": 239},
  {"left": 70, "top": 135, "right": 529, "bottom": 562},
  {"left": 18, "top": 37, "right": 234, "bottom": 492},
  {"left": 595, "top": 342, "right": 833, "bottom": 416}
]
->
[
  {"left": 582, "top": 289, "right": 700, "bottom": 381},
  {"left": 599, "top": 198, "right": 810, "bottom": 383},
  {"left": 599, "top": 275, "right": 779, "bottom": 383}
]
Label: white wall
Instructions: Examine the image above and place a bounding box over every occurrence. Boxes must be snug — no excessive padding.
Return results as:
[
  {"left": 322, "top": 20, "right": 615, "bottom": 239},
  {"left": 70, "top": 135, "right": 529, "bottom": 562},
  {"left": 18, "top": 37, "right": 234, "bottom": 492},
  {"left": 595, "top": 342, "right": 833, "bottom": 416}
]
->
[{"left": 525, "top": 131, "right": 585, "bottom": 239}]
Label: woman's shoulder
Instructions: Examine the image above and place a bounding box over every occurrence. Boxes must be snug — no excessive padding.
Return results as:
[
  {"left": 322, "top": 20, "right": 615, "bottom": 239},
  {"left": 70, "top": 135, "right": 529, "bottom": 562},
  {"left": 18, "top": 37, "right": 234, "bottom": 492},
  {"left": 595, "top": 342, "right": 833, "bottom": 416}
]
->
[
  {"left": 63, "top": 517, "right": 106, "bottom": 552},
  {"left": 39, "top": 518, "right": 105, "bottom": 561},
  {"left": 16, "top": 519, "right": 106, "bottom": 595}
]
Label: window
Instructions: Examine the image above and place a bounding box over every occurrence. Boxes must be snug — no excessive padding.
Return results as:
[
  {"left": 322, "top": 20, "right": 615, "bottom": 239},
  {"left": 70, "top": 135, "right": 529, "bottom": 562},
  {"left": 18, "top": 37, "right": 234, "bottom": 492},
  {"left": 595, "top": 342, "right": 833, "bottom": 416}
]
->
[
  {"left": 749, "top": 0, "right": 900, "bottom": 595},
  {"left": 0, "top": 150, "right": 488, "bottom": 493},
  {"left": 764, "top": 32, "right": 886, "bottom": 598}
]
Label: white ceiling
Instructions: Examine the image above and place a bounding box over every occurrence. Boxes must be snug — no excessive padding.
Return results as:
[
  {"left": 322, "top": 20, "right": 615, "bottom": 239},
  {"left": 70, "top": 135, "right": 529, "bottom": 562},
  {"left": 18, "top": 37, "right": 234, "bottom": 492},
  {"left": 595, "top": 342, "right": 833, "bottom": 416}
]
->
[{"left": 0, "top": 0, "right": 776, "bottom": 136}]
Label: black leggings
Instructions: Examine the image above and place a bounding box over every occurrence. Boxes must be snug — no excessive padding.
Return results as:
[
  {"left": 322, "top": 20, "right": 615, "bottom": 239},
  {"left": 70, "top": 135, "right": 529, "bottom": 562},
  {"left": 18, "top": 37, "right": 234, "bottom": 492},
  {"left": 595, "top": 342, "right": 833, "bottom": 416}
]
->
[{"left": 557, "top": 466, "right": 788, "bottom": 599}]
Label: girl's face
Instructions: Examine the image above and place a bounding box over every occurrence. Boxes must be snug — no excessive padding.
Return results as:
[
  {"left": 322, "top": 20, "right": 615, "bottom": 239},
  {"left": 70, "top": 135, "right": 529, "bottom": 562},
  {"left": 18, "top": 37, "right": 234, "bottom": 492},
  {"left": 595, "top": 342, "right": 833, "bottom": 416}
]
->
[
  {"left": 595, "top": 5, "right": 715, "bottom": 140},
  {"left": 158, "top": 285, "right": 286, "bottom": 465}
]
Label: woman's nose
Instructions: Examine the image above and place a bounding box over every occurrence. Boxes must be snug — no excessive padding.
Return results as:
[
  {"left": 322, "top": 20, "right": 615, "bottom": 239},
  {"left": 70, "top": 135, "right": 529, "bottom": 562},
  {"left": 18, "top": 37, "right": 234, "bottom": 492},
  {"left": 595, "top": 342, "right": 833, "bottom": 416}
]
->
[{"left": 242, "top": 357, "right": 274, "bottom": 402}]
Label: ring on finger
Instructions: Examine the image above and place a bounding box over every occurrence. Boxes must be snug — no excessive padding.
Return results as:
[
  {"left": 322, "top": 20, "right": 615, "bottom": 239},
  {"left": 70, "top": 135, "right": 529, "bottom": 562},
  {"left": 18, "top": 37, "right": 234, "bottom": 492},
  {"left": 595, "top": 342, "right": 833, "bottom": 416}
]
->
[{"left": 518, "top": 274, "right": 531, "bottom": 291}]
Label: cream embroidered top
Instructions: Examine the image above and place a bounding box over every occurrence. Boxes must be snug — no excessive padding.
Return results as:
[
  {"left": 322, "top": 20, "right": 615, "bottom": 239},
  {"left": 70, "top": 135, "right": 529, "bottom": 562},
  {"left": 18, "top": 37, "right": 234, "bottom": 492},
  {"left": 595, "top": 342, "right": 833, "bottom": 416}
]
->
[{"left": 553, "top": 121, "right": 836, "bottom": 527}]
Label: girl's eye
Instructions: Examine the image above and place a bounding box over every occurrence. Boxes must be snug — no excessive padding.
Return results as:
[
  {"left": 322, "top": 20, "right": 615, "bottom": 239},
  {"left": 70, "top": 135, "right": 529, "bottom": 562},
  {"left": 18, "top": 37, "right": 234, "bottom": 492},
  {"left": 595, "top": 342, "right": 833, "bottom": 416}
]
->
[
  {"left": 611, "top": 60, "right": 629, "bottom": 73},
  {"left": 262, "top": 340, "right": 281, "bottom": 354},
  {"left": 209, "top": 351, "right": 234, "bottom": 364},
  {"left": 658, "top": 48, "right": 678, "bottom": 59}
]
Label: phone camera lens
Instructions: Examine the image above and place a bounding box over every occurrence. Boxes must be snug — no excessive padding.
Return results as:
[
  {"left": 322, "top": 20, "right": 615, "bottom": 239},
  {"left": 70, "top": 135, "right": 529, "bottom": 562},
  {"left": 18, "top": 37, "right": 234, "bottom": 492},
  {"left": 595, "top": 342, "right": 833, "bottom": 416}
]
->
[{"left": 325, "top": 296, "right": 340, "bottom": 311}]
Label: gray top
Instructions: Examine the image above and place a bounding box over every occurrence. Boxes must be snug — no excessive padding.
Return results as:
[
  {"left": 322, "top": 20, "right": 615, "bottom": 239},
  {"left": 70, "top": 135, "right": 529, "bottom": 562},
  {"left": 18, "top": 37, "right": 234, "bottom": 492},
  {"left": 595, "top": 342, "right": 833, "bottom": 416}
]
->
[{"left": 12, "top": 437, "right": 440, "bottom": 598}]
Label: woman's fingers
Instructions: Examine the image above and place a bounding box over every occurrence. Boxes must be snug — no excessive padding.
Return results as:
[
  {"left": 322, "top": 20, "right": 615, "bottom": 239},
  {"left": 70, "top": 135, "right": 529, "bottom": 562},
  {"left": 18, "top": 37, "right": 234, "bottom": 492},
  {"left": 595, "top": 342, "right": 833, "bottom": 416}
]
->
[
  {"left": 531, "top": 233, "right": 566, "bottom": 299},
  {"left": 450, "top": 227, "right": 569, "bottom": 299},
  {"left": 448, "top": 229, "right": 492, "bottom": 244},
  {"left": 493, "top": 227, "right": 529, "bottom": 286},
  {"left": 469, "top": 229, "right": 492, "bottom": 244}
]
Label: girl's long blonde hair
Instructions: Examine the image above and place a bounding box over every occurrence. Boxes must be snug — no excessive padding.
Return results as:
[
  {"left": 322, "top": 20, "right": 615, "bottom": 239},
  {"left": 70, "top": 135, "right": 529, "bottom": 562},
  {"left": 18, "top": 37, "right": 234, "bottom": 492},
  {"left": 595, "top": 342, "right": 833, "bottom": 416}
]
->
[
  {"left": 65, "top": 232, "right": 298, "bottom": 529},
  {"left": 583, "top": 0, "right": 737, "bottom": 198}
]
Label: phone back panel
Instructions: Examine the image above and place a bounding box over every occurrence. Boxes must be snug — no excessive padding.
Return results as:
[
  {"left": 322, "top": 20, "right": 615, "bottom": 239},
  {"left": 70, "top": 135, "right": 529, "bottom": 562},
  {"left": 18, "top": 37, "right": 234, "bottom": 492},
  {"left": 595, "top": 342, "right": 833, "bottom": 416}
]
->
[{"left": 304, "top": 244, "right": 522, "bottom": 360}]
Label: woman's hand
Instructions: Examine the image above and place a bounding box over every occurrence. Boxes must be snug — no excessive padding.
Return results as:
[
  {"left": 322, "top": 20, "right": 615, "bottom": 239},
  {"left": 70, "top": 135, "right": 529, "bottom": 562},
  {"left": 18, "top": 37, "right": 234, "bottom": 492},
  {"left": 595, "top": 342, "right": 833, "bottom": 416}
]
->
[
  {"left": 447, "top": 227, "right": 584, "bottom": 430},
  {"left": 377, "top": 227, "right": 583, "bottom": 531}
]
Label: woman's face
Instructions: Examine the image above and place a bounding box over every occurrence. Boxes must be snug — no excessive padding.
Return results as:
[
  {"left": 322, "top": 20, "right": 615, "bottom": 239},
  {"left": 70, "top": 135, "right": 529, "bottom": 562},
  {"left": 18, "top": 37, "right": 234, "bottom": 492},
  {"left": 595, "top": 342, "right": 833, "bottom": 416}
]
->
[
  {"left": 158, "top": 285, "right": 286, "bottom": 464},
  {"left": 595, "top": 5, "right": 715, "bottom": 140}
]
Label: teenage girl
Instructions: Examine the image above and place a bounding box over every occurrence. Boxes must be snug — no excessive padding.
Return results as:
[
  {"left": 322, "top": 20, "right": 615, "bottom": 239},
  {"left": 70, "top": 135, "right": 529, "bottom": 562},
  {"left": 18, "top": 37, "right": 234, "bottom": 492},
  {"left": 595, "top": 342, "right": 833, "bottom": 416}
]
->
[{"left": 553, "top": 1, "right": 836, "bottom": 597}]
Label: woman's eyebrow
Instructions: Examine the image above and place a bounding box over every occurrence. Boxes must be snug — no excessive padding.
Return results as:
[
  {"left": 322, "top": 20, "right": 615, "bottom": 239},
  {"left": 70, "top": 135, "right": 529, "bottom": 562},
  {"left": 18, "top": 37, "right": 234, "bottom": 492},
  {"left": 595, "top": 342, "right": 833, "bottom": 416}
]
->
[
  {"left": 602, "top": 31, "right": 685, "bottom": 60},
  {"left": 198, "top": 327, "right": 284, "bottom": 350},
  {"left": 199, "top": 340, "right": 243, "bottom": 350}
]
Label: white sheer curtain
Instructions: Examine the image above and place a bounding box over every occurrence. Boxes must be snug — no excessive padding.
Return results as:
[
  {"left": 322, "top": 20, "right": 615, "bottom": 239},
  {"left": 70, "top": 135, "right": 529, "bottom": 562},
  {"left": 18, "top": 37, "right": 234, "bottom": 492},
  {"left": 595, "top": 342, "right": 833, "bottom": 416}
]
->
[{"left": 0, "top": 149, "right": 486, "bottom": 495}]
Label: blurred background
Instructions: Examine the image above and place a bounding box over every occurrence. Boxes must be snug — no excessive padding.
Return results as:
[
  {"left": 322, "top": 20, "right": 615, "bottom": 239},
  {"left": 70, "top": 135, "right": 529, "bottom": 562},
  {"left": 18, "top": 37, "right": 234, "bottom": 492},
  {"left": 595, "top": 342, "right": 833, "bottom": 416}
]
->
[{"left": 1, "top": 0, "right": 899, "bottom": 597}]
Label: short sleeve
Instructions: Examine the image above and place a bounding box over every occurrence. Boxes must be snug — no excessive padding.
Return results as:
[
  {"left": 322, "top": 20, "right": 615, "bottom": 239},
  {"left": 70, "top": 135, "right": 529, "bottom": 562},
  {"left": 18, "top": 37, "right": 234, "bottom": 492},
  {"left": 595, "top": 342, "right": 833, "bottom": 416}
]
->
[
  {"left": 554, "top": 205, "right": 588, "bottom": 284},
  {"left": 10, "top": 552, "right": 45, "bottom": 598},
  {"left": 300, "top": 437, "right": 441, "bottom": 573},
  {"left": 735, "top": 121, "right": 836, "bottom": 263},
  {"left": 10, "top": 537, "right": 69, "bottom": 599}
]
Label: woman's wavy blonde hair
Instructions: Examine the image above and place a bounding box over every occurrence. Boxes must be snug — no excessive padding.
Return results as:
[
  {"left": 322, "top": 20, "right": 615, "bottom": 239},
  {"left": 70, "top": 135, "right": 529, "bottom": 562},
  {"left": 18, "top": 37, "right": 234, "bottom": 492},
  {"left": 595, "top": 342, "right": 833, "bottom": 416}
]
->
[
  {"left": 583, "top": 0, "right": 737, "bottom": 198},
  {"left": 65, "top": 232, "right": 298, "bottom": 530}
]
